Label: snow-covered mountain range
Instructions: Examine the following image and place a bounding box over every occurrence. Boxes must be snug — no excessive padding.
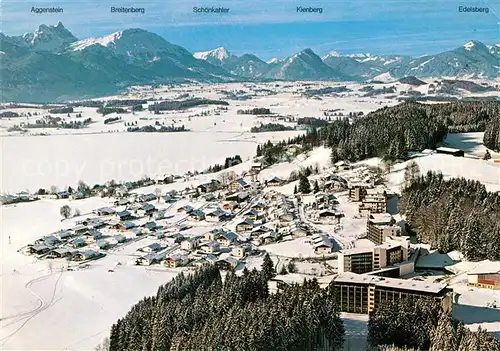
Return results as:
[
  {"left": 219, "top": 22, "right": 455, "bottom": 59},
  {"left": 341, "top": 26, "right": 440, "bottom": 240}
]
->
[{"left": 1, "top": 23, "right": 498, "bottom": 102}]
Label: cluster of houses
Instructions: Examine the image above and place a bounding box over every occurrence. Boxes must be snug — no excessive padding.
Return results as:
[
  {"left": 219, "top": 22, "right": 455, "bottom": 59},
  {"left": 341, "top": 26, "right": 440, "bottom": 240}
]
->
[
  {"left": 0, "top": 191, "right": 38, "bottom": 205},
  {"left": 134, "top": 227, "right": 255, "bottom": 271},
  {"left": 19, "top": 159, "right": 379, "bottom": 271},
  {"left": 22, "top": 192, "right": 173, "bottom": 261}
]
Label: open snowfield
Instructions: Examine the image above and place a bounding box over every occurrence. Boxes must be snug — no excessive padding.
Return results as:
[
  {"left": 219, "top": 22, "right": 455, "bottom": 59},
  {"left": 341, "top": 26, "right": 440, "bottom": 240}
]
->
[
  {"left": 2, "top": 83, "right": 500, "bottom": 348},
  {"left": 1, "top": 81, "right": 396, "bottom": 193},
  {"left": 0, "top": 197, "right": 184, "bottom": 350},
  {"left": 387, "top": 153, "right": 500, "bottom": 192},
  {"left": 0, "top": 130, "right": 301, "bottom": 193},
  {"left": 445, "top": 132, "right": 500, "bottom": 160}
]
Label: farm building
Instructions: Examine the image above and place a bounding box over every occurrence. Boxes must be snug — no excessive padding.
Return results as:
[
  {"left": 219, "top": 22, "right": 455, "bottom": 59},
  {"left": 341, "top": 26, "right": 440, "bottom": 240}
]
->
[
  {"left": 189, "top": 209, "right": 206, "bottom": 221},
  {"left": 202, "top": 241, "right": 220, "bottom": 254},
  {"left": 467, "top": 261, "right": 500, "bottom": 290},
  {"left": 215, "top": 257, "right": 239, "bottom": 271},
  {"left": 181, "top": 238, "right": 199, "bottom": 251},
  {"left": 47, "top": 248, "right": 72, "bottom": 259},
  {"left": 436, "top": 147, "right": 464, "bottom": 157},
  {"left": 136, "top": 252, "right": 166, "bottom": 266},
  {"left": 236, "top": 218, "right": 254, "bottom": 233},
  {"left": 27, "top": 244, "right": 50, "bottom": 255},
  {"left": 217, "top": 232, "right": 238, "bottom": 247},
  {"left": 165, "top": 254, "right": 190, "bottom": 268},
  {"left": 72, "top": 250, "right": 104, "bottom": 262},
  {"left": 94, "top": 207, "right": 116, "bottom": 216}
]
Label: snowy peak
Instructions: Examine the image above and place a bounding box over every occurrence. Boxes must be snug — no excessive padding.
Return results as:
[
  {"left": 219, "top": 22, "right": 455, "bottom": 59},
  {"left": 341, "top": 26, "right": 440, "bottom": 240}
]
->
[
  {"left": 71, "top": 31, "right": 123, "bottom": 51},
  {"left": 70, "top": 28, "right": 190, "bottom": 62},
  {"left": 267, "top": 57, "right": 283, "bottom": 64},
  {"left": 464, "top": 41, "right": 476, "bottom": 50},
  {"left": 21, "top": 22, "right": 77, "bottom": 52},
  {"left": 193, "top": 47, "right": 232, "bottom": 64},
  {"left": 487, "top": 44, "right": 500, "bottom": 56},
  {"left": 371, "top": 71, "right": 396, "bottom": 83},
  {"left": 461, "top": 40, "right": 490, "bottom": 54},
  {"left": 266, "top": 48, "right": 354, "bottom": 81},
  {"left": 322, "top": 51, "right": 341, "bottom": 60},
  {"left": 297, "top": 48, "right": 316, "bottom": 58}
]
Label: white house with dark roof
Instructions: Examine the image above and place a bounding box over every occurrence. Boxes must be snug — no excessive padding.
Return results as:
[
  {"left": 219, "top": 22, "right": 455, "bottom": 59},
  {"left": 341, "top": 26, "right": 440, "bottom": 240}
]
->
[
  {"left": 181, "top": 238, "right": 199, "bottom": 251},
  {"left": 202, "top": 241, "right": 220, "bottom": 253},
  {"left": 138, "top": 243, "right": 163, "bottom": 254},
  {"left": 94, "top": 207, "right": 116, "bottom": 216},
  {"left": 114, "top": 210, "right": 132, "bottom": 222},
  {"left": 236, "top": 218, "right": 254, "bottom": 233},
  {"left": 217, "top": 232, "right": 238, "bottom": 247}
]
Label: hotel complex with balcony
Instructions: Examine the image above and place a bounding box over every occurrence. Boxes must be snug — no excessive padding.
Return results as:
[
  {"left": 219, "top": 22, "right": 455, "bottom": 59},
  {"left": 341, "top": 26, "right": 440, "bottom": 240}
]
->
[
  {"left": 367, "top": 213, "right": 401, "bottom": 245},
  {"left": 331, "top": 272, "right": 453, "bottom": 314},
  {"left": 338, "top": 239, "right": 410, "bottom": 275}
]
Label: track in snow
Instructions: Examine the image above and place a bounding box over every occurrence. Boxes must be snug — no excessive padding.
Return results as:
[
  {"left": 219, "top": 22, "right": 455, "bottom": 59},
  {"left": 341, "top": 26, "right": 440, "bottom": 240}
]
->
[{"left": 0, "top": 270, "right": 64, "bottom": 347}]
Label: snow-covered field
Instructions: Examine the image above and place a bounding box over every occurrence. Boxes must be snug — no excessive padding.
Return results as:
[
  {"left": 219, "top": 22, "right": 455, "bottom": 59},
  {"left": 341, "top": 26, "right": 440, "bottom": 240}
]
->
[
  {"left": 0, "top": 195, "right": 217, "bottom": 349},
  {"left": 0, "top": 197, "right": 183, "bottom": 350},
  {"left": 445, "top": 132, "right": 500, "bottom": 160},
  {"left": 2, "top": 82, "right": 499, "bottom": 349},
  {"left": 387, "top": 152, "right": 500, "bottom": 192},
  {"left": 0, "top": 130, "right": 299, "bottom": 193},
  {"left": 1, "top": 81, "right": 398, "bottom": 194}
]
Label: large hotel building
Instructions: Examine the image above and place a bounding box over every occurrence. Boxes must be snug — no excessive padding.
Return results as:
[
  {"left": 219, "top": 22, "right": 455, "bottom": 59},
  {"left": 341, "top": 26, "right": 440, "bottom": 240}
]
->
[
  {"left": 367, "top": 213, "right": 401, "bottom": 245},
  {"left": 338, "top": 239, "right": 409, "bottom": 275},
  {"left": 331, "top": 272, "right": 453, "bottom": 314}
]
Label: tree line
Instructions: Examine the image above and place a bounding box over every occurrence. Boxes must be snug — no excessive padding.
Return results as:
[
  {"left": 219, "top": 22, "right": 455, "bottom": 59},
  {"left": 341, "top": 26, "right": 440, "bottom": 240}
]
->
[
  {"left": 105, "top": 257, "right": 345, "bottom": 351},
  {"left": 237, "top": 107, "right": 272, "bottom": 115},
  {"left": 250, "top": 123, "right": 294, "bottom": 133},
  {"left": 483, "top": 114, "right": 500, "bottom": 151},
  {"left": 424, "top": 100, "right": 500, "bottom": 133},
  {"left": 126, "top": 125, "right": 188, "bottom": 133},
  {"left": 368, "top": 298, "right": 500, "bottom": 351},
  {"left": 204, "top": 155, "right": 243, "bottom": 173},
  {"left": 149, "top": 99, "right": 229, "bottom": 112},
  {"left": 256, "top": 101, "right": 500, "bottom": 166},
  {"left": 399, "top": 171, "right": 500, "bottom": 261}
]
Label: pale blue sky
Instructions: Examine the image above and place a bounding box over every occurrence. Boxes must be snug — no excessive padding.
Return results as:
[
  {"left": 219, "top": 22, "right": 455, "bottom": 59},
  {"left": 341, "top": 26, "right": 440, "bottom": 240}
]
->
[{"left": 1, "top": 0, "right": 498, "bottom": 59}]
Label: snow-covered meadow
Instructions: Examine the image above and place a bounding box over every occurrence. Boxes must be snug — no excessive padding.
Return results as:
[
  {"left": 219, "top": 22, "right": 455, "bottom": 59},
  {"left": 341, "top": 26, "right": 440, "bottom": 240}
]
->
[
  {"left": 1, "top": 81, "right": 398, "bottom": 193},
  {"left": 1, "top": 82, "right": 499, "bottom": 349},
  {"left": 0, "top": 197, "right": 183, "bottom": 350}
]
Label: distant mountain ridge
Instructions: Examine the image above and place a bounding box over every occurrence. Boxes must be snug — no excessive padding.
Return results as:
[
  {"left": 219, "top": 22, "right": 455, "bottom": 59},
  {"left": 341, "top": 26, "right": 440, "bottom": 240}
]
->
[{"left": 1, "top": 23, "right": 498, "bottom": 102}]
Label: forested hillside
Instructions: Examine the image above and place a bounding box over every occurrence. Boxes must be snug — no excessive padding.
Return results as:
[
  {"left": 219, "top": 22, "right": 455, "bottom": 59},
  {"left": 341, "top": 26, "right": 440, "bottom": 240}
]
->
[
  {"left": 484, "top": 115, "right": 500, "bottom": 151},
  {"left": 106, "top": 259, "right": 345, "bottom": 351},
  {"left": 423, "top": 101, "right": 500, "bottom": 133},
  {"left": 257, "top": 101, "right": 500, "bottom": 165},
  {"left": 399, "top": 171, "right": 500, "bottom": 261},
  {"left": 368, "top": 299, "right": 500, "bottom": 351}
]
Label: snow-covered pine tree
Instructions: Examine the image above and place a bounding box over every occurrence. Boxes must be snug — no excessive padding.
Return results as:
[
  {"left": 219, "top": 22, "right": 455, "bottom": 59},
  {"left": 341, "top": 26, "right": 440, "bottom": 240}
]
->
[{"left": 298, "top": 175, "right": 311, "bottom": 194}]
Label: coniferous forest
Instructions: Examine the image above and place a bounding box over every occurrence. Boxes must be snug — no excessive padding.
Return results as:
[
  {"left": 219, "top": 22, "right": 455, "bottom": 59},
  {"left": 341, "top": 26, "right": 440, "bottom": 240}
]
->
[
  {"left": 483, "top": 115, "right": 500, "bottom": 151},
  {"left": 368, "top": 298, "right": 500, "bottom": 351},
  {"left": 102, "top": 261, "right": 500, "bottom": 351},
  {"left": 257, "top": 101, "right": 500, "bottom": 165},
  {"left": 399, "top": 171, "right": 500, "bottom": 261},
  {"left": 107, "top": 261, "right": 345, "bottom": 351}
]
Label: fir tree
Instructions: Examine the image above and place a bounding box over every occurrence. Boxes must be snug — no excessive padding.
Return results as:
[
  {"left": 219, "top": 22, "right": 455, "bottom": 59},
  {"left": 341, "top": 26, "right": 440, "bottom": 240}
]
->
[
  {"left": 313, "top": 180, "right": 320, "bottom": 193},
  {"left": 287, "top": 261, "right": 297, "bottom": 273},
  {"left": 298, "top": 175, "right": 311, "bottom": 194},
  {"left": 261, "top": 253, "right": 276, "bottom": 281},
  {"left": 483, "top": 150, "right": 491, "bottom": 160}
]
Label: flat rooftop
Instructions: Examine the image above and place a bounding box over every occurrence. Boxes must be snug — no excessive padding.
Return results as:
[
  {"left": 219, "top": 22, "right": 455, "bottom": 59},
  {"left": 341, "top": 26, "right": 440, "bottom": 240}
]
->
[
  {"left": 467, "top": 260, "right": 500, "bottom": 275},
  {"left": 339, "top": 247, "right": 373, "bottom": 256},
  {"left": 375, "top": 241, "right": 402, "bottom": 250},
  {"left": 333, "top": 272, "right": 448, "bottom": 294},
  {"left": 436, "top": 147, "right": 462, "bottom": 153},
  {"left": 369, "top": 213, "right": 393, "bottom": 224}
]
